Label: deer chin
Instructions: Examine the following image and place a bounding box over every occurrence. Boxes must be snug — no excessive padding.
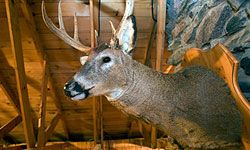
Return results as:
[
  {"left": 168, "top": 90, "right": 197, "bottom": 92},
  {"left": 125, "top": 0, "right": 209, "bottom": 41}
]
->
[
  {"left": 70, "top": 86, "right": 94, "bottom": 101},
  {"left": 71, "top": 93, "right": 87, "bottom": 100}
]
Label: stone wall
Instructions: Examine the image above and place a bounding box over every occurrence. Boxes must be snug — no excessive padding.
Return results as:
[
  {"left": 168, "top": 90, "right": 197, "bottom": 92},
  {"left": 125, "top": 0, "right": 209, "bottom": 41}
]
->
[{"left": 166, "top": 0, "right": 250, "bottom": 100}]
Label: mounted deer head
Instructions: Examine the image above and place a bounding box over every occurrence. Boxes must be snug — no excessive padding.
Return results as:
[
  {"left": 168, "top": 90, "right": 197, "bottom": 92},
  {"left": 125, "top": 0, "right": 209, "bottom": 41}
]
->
[
  {"left": 42, "top": 0, "right": 136, "bottom": 100},
  {"left": 42, "top": 1, "right": 242, "bottom": 149}
]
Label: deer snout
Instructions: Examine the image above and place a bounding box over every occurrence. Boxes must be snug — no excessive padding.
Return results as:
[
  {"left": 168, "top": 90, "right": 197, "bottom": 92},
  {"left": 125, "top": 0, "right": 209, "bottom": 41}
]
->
[
  {"left": 64, "top": 79, "right": 93, "bottom": 100},
  {"left": 64, "top": 79, "right": 84, "bottom": 97}
]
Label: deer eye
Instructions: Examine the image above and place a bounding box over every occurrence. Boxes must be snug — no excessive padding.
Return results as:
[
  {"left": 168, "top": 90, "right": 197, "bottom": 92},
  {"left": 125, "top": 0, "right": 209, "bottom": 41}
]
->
[{"left": 102, "top": 57, "right": 111, "bottom": 63}]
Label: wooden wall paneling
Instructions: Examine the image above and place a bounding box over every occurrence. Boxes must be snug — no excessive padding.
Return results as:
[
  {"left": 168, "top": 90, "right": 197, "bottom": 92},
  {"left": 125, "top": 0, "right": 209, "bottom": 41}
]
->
[
  {"left": 5, "top": 0, "right": 36, "bottom": 148},
  {"left": 19, "top": 0, "right": 70, "bottom": 140},
  {"left": 37, "top": 61, "right": 49, "bottom": 148}
]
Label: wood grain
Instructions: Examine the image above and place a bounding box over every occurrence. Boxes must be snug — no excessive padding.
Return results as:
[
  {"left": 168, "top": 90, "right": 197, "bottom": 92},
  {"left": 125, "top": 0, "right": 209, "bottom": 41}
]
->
[{"left": 5, "top": 0, "right": 36, "bottom": 147}]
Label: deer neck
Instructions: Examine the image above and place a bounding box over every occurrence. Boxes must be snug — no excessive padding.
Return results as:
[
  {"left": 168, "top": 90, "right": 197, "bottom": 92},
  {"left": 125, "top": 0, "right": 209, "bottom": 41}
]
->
[{"left": 105, "top": 60, "right": 178, "bottom": 123}]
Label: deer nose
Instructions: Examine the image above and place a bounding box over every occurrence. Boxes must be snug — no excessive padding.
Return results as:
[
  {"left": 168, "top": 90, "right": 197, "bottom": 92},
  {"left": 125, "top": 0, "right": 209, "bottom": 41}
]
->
[{"left": 64, "top": 79, "right": 84, "bottom": 97}]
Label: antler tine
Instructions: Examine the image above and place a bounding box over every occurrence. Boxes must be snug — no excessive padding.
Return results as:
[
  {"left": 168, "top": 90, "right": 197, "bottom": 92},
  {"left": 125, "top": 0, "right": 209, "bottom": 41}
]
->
[
  {"left": 74, "top": 13, "right": 80, "bottom": 42},
  {"left": 115, "top": 0, "right": 134, "bottom": 37},
  {"left": 94, "top": 30, "right": 99, "bottom": 45},
  {"left": 109, "top": 20, "right": 116, "bottom": 35},
  {"left": 58, "top": 0, "right": 65, "bottom": 31},
  {"left": 42, "top": 0, "right": 91, "bottom": 53}
]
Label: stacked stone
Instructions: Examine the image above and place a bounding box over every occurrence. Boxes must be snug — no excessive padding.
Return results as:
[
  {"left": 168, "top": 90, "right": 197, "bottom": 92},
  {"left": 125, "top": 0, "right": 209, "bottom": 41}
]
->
[{"left": 166, "top": 0, "right": 250, "bottom": 101}]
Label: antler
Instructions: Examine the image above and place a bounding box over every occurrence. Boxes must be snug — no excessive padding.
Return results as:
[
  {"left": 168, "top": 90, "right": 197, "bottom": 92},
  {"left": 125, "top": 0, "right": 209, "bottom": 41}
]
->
[
  {"left": 42, "top": 0, "right": 91, "bottom": 53},
  {"left": 110, "top": 0, "right": 136, "bottom": 52}
]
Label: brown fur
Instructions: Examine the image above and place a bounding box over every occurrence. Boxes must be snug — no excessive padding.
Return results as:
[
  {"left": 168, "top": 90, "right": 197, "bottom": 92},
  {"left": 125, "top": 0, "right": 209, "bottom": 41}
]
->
[
  {"left": 105, "top": 56, "right": 242, "bottom": 149},
  {"left": 72, "top": 48, "right": 242, "bottom": 149}
]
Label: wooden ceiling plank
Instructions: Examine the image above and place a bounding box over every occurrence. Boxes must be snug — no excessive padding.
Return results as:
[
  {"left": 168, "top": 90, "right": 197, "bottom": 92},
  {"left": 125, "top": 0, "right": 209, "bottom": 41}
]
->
[
  {"left": 5, "top": 0, "right": 36, "bottom": 148},
  {"left": 37, "top": 61, "right": 49, "bottom": 148},
  {"left": 19, "top": 0, "right": 69, "bottom": 140},
  {"left": 45, "top": 112, "right": 61, "bottom": 142},
  {"left": 0, "top": 115, "right": 22, "bottom": 139},
  {"left": 0, "top": 74, "right": 21, "bottom": 114}
]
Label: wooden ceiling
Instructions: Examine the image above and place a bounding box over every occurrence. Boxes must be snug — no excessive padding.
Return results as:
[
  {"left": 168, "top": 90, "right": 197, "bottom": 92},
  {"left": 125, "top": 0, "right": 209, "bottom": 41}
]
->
[{"left": 0, "top": 0, "right": 169, "bottom": 147}]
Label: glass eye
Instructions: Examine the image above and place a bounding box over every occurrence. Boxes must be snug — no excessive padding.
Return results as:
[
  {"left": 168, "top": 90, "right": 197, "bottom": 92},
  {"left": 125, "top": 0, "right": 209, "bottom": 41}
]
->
[{"left": 103, "top": 57, "right": 111, "bottom": 63}]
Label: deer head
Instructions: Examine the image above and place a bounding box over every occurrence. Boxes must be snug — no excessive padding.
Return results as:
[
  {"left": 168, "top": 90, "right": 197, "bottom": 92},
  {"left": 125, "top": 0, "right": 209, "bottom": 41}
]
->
[{"left": 42, "top": 0, "right": 136, "bottom": 100}]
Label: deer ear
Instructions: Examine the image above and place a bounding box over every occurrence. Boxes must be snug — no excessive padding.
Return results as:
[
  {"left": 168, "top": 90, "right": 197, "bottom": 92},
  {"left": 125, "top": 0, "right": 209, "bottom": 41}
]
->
[
  {"left": 110, "top": 15, "right": 137, "bottom": 55},
  {"left": 80, "top": 56, "right": 88, "bottom": 65}
]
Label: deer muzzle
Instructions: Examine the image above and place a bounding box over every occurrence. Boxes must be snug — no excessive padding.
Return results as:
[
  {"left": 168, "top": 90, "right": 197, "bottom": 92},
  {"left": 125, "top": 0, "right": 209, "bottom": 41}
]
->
[{"left": 64, "top": 79, "right": 91, "bottom": 100}]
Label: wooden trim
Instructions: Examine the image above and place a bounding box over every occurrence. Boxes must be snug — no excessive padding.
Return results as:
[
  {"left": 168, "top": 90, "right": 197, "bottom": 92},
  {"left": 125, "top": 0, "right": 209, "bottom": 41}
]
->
[
  {"left": 45, "top": 112, "right": 62, "bottom": 142},
  {"left": 0, "top": 75, "right": 20, "bottom": 114},
  {"left": 5, "top": 0, "right": 36, "bottom": 148},
  {"left": 0, "top": 115, "right": 22, "bottom": 139},
  {"left": 37, "top": 61, "right": 49, "bottom": 147},
  {"left": 19, "top": 0, "right": 69, "bottom": 139}
]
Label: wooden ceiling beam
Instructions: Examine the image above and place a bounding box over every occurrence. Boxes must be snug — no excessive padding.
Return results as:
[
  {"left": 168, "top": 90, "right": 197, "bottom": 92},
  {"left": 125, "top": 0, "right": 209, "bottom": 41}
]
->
[
  {"left": 5, "top": 0, "right": 36, "bottom": 147},
  {"left": 45, "top": 112, "right": 61, "bottom": 142},
  {"left": 19, "top": 0, "right": 69, "bottom": 139},
  {"left": 151, "top": 125, "right": 157, "bottom": 148},
  {"left": 151, "top": 0, "right": 167, "bottom": 148},
  {"left": 90, "top": 0, "right": 104, "bottom": 147},
  {"left": 128, "top": 120, "right": 143, "bottom": 138},
  {"left": 0, "top": 75, "right": 21, "bottom": 114},
  {"left": 143, "top": 21, "right": 157, "bottom": 67},
  {"left": 0, "top": 115, "right": 22, "bottom": 139},
  {"left": 140, "top": 122, "right": 152, "bottom": 147},
  {"left": 37, "top": 61, "right": 49, "bottom": 148},
  {"left": 155, "top": 0, "right": 166, "bottom": 71}
]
